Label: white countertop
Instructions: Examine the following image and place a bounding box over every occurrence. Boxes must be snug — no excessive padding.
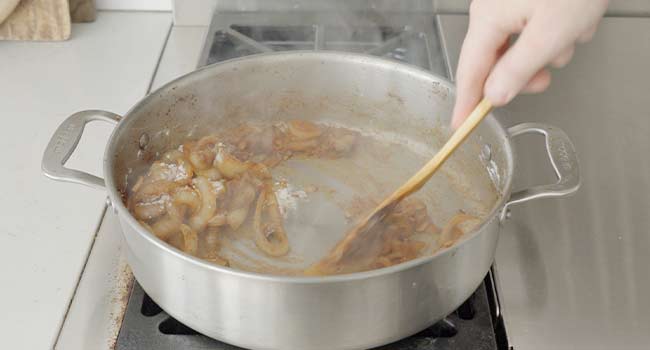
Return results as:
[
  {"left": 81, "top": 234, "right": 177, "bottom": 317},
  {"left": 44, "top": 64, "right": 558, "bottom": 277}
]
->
[
  {"left": 0, "top": 11, "right": 171, "bottom": 349},
  {"left": 54, "top": 24, "right": 208, "bottom": 350}
]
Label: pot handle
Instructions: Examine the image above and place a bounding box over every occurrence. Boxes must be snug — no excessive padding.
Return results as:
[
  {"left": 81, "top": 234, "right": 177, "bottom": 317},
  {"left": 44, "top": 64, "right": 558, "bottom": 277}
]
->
[
  {"left": 42, "top": 110, "right": 121, "bottom": 190},
  {"left": 502, "top": 123, "right": 580, "bottom": 220}
]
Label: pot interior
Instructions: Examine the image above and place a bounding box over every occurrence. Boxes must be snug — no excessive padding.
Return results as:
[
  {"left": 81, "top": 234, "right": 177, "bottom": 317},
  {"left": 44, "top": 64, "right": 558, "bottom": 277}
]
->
[{"left": 107, "top": 52, "right": 512, "bottom": 274}]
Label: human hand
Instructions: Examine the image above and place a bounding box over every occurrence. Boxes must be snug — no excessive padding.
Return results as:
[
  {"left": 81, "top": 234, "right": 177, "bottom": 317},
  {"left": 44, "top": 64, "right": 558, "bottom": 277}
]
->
[{"left": 451, "top": 0, "right": 608, "bottom": 128}]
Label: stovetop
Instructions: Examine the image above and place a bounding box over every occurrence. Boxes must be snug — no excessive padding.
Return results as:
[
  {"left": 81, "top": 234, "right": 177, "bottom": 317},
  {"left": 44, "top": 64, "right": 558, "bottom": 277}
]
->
[
  {"left": 115, "top": 3, "right": 509, "bottom": 349},
  {"left": 196, "top": 7, "right": 450, "bottom": 75}
]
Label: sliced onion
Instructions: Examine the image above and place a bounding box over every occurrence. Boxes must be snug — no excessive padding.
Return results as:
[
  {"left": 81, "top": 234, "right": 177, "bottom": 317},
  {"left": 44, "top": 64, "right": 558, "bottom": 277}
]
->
[
  {"left": 227, "top": 207, "right": 249, "bottom": 230},
  {"left": 203, "top": 227, "right": 220, "bottom": 251},
  {"left": 133, "top": 201, "right": 167, "bottom": 221},
  {"left": 248, "top": 163, "right": 272, "bottom": 180},
  {"left": 165, "top": 186, "right": 200, "bottom": 222},
  {"left": 161, "top": 149, "right": 184, "bottom": 163},
  {"left": 196, "top": 167, "right": 222, "bottom": 181},
  {"left": 188, "top": 176, "right": 222, "bottom": 232},
  {"left": 180, "top": 224, "right": 198, "bottom": 255},
  {"left": 130, "top": 175, "right": 144, "bottom": 193},
  {"left": 150, "top": 215, "right": 181, "bottom": 241},
  {"left": 207, "top": 212, "right": 227, "bottom": 227},
  {"left": 143, "top": 159, "right": 193, "bottom": 186},
  {"left": 172, "top": 186, "right": 200, "bottom": 212},
  {"left": 438, "top": 212, "right": 479, "bottom": 248},
  {"left": 287, "top": 120, "right": 322, "bottom": 140},
  {"left": 185, "top": 136, "right": 220, "bottom": 170},
  {"left": 188, "top": 148, "right": 214, "bottom": 171},
  {"left": 134, "top": 180, "right": 176, "bottom": 201},
  {"left": 253, "top": 187, "right": 289, "bottom": 257},
  {"left": 206, "top": 255, "right": 229, "bottom": 266},
  {"left": 214, "top": 149, "right": 250, "bottom": 179},
  {"left": 225, "top": 177, "right": 258, "bottom": 229}
]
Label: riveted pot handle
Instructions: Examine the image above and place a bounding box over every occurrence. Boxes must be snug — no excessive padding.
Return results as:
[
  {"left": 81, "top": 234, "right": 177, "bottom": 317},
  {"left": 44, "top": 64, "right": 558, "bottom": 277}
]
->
[
  {"left": 502, "top": 123, "right": 580, "bottom": 220},
  {"left": 42, "top": 110, "right": 121, "bottom": 190}
]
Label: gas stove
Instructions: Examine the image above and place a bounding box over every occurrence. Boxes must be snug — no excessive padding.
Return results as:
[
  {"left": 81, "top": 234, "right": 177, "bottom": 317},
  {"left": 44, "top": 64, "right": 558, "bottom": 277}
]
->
[
  {"left": 52, "top": 2, "right": 510, "bottom": 349},
  {"left": 111, "top": 3, "right": 509, "bottom": 349},
  {"left": 47, "top": 2, "right": 650, "bottom": 350}
]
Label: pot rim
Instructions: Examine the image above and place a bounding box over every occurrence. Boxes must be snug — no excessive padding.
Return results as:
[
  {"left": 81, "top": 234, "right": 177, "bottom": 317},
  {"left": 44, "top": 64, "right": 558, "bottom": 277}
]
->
[{"left": 104, "top": 51, "right": 514, "bottom": 284}]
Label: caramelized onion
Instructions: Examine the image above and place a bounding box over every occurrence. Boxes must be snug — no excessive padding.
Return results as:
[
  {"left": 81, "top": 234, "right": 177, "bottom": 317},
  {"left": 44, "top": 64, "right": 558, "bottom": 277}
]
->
[
  {"left": 253, "top": 186, "right": 289, "bottom": 257},
  {"left": 161, "top": 149, "right": 184, "bottom": 163},
  {"left": 185, "top": 136, "right": 220, "bottom": 170},
  {"left": 150, "top": 215, "right": 181, "bottom": 241},
  {"left": 166, "top": 186, "right": 200, "bottom": 222},
  {"left": 438, "top": 212, "right": 479, "bottom": 248},
  {"left": 227, "top": 208, "right": 249, "bottom": 230},
  {"left": 248, "top": 163, "right": 272, "bottom": 180},
  {"left": 145, "top": 161, "right": 193, "bottom": 185},
  {"left": 206, "top": 255, "right": 229, "bottom": 266},
  {"left": 188, "top": 177, "right": 223, "bottom": 232},
  {"left": 287, "top": 120, "right": 322, "bottom": 140},
  {"left": 133, "top": 200, "right": 167, "bottom": 221},
  {"left": 203, "top": 227, "right": 220, "bottom": 251},
  {"left": 172, "top": 186, "right": 200, "bottom": 211},
  {"left": 207, "top": 212, "right": 227, "bottom": 227},
  {"left": 214, "top": 149, "right": 250, "bottom": 179},
  {"left": 225, "top": 178, "right": 257, "bottom": 229},
  {"left": 133, "top": 180, "right": 176, "bottom": 202},
  {"left": 127, "top": 120, "right": 450, "bottom": 274},
  {"left": 180, "top": 224, "right": 198, "bottom": 254},
  {"left": 196, "top": 167, "right": 222, "bottom": 181}
]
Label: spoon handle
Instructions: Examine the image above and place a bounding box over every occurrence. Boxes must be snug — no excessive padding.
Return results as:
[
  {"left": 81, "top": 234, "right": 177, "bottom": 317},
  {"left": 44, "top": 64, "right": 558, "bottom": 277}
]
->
[{"left": 378, "top": 98, "right": 493, "bottom": 207}]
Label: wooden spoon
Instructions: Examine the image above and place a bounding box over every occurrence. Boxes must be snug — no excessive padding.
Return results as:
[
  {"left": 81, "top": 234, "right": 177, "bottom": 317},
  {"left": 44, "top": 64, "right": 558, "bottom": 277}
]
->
[{"left": 310, "top": 98, "right": 493, "bottom": 273}]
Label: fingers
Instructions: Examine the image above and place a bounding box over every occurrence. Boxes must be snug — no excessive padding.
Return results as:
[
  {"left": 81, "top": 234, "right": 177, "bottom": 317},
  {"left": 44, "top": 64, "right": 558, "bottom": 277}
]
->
[
  {"left": 451, "top": 0, "right": 608, "bottom": 128},
  {"left": 483, "top": 13, "right": 568, "bottom": 106},
  {"left": 521, "top": 69, "right": 551, "bottom": 93},
  {"left": 451, "top": 9, "right": 511, "bottom": 129},
  {"left": 550, "top": 45, "right": 575, "bottom": 68},
  {"left": 577, "top": 24, "right": 598, "bottom": 43}
]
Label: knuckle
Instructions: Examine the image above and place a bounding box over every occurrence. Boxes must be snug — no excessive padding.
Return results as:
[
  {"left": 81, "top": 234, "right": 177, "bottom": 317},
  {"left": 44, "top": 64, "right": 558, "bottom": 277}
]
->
[
  {"left": 520, "top": 31, "right": 550, "bottom": 55},
  {"left": 499, "top": 56, "right": 529, "bottom": 82},
  {"left": 552, "top": 46, "right": 573, "bottom": 67},
  {"left": 551, "top": 49, "right": 574, "bottom": 68}
]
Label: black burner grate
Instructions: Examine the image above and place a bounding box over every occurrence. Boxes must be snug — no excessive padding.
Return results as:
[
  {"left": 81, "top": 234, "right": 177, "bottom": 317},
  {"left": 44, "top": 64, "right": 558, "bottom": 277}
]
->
[
  {"left": 116, "top": 280, "right": 499, "bottom": 350},
  {"left": 197, "top": 8, "right": 450, "bottom": 77}
]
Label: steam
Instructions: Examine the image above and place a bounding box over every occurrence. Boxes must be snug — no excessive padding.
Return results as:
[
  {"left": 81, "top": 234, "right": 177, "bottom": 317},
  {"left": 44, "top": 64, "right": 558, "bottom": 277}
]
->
[{"left": 218, "top": 0, "right": 437, "bottom": 58}]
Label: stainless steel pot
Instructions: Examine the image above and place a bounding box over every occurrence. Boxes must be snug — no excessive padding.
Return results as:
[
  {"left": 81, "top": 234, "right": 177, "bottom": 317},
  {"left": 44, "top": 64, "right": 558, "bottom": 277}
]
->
[{"left": 42, "top": 52, "right": 579, "bottom": 350}]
